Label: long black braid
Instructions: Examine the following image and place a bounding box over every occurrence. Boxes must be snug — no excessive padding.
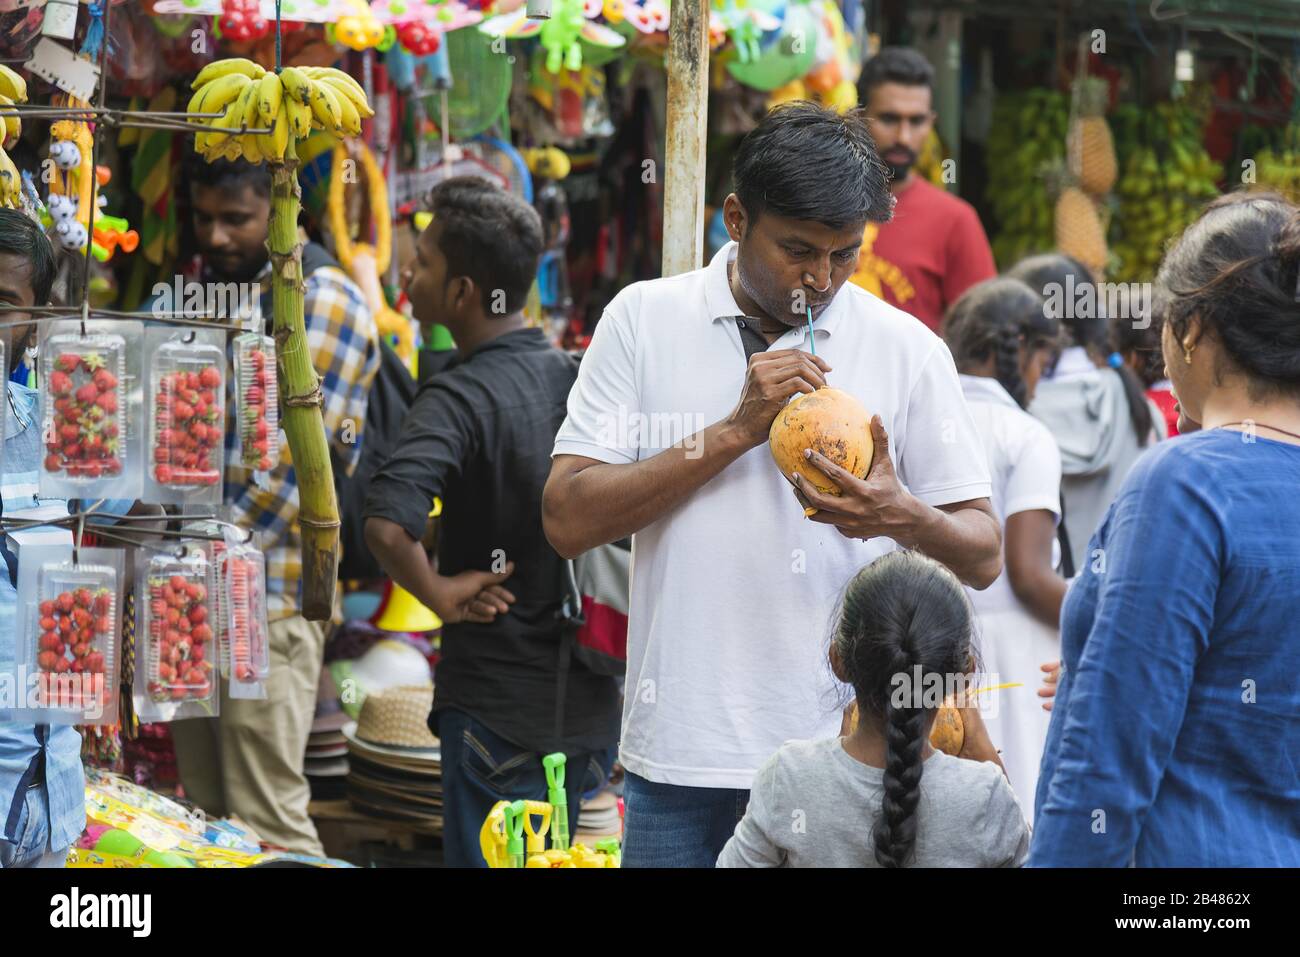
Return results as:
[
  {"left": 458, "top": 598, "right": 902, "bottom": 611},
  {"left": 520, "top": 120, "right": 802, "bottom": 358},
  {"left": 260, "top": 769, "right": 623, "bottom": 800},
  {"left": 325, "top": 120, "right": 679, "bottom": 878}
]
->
[
  {"left": 872, "top": 645, "right": 928, "bottom": 867},
  {"left": 833, "top": 551, "right": 974, "bottom": 868}
]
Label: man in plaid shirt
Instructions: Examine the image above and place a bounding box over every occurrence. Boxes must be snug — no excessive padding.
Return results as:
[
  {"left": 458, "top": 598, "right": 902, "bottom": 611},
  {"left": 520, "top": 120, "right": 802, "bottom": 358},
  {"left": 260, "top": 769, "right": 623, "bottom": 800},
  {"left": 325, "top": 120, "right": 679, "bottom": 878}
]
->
[{"left": 167, "top": 156, "right": 379, "bottom": 857}]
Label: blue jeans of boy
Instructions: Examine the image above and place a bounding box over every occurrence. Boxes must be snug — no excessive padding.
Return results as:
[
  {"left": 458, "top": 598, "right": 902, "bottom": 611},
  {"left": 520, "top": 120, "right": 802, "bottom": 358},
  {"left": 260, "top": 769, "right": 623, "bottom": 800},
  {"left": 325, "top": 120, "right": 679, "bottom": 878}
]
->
[
  {"left": 621, "top": 770, "right": 750, "bottom": 868},
  {"left": 0, "top": 784, "right": 70, "bottom": 868},
  {"left": 438, "top": 708, "right": 614, "bottom": 868}
]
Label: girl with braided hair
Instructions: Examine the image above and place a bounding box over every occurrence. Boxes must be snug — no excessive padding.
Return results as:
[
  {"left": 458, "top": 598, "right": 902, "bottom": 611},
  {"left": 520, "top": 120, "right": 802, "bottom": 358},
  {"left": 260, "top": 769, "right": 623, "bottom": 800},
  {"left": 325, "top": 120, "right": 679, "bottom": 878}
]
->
[
  {"left": 717, "top": 551, "right": 1029, "bottom": 868},
  {"left": 943, "top": 277, "right": 1065, "bottom": 817}
]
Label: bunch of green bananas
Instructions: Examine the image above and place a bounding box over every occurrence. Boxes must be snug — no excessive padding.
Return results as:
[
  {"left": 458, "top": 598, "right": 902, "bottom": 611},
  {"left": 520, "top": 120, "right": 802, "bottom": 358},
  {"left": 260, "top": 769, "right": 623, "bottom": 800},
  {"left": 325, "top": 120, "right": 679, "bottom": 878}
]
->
[
  {"left": 985, "top": 88, "right": 1069, "bottom": 268},
  {"left": 1109, "top": 99, "right": 1221, "bottom": 284},
  {"left": 0, "top": 64, "right": 28, "bottom": 208},
  {"left": 187, "top": 57, "right": 373, "bottom": 164}
]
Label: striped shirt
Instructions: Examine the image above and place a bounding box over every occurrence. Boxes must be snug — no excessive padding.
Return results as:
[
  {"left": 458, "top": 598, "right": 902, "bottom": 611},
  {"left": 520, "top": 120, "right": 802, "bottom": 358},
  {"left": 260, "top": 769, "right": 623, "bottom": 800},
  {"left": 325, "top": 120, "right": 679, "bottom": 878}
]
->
[{"left": 222, "top": 264, "right": 379, "bottom": 622}]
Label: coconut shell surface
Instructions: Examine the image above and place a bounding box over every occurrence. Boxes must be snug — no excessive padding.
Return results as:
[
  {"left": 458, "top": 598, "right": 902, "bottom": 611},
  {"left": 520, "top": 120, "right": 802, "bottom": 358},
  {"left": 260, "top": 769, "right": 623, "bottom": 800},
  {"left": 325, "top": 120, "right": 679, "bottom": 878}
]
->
[{"left": 768, "top": 388, "right": 873, "bottom": 514}]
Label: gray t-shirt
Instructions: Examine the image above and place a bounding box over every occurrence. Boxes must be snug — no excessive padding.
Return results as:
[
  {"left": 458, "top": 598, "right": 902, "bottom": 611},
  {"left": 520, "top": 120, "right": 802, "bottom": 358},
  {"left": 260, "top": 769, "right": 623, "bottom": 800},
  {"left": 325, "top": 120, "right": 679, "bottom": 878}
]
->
[{"left": 716, "top": 737, "right": 1031, "bottom": 868}]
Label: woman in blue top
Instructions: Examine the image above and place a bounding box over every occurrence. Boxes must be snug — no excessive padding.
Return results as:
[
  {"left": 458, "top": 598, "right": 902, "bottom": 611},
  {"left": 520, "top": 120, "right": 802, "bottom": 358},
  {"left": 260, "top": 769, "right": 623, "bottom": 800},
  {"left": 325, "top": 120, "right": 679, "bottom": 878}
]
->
[{"left": 1031, "top": 191, "right": 1300, "bottom": 867}]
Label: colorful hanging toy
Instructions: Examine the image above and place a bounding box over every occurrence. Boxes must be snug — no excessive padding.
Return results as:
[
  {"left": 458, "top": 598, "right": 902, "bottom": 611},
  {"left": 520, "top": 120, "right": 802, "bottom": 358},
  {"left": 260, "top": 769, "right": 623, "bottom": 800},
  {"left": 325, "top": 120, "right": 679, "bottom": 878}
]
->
[
  {"left": 370, "top": 0, "right": 484, "bottom": 56},
  {"left": 331, "top": 0, "right": 391, "bottom": 51},
  {"left": 479, "top": 0, "right": 624, "bottom": 75},
  {"left": 218, "top": 0, "right": 272, "bottom": 42},
  {"left": 0, "top": 64, "right": 27, "bottom": 209}
]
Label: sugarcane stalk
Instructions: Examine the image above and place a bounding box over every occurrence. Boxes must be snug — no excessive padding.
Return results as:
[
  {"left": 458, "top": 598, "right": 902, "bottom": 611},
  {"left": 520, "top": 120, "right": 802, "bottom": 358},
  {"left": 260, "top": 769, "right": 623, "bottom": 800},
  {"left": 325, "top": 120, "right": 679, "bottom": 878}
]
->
[{"left": 268, "top": 136, "right": 338, "bottom": 621}]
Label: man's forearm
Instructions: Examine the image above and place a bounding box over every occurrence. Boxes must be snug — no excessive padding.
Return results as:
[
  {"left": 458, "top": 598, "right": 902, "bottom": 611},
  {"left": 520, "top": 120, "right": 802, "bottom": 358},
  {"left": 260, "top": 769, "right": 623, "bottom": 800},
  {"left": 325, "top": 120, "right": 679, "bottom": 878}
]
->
[
  {"left": 897, "top": 500, "right": 1002, "bottom": 589},
  {"left": 544, "top": 420, "right": 753, "bottom": 557},
  {"left": 364, "top": 517, "right": 446, "bottom": 617}
]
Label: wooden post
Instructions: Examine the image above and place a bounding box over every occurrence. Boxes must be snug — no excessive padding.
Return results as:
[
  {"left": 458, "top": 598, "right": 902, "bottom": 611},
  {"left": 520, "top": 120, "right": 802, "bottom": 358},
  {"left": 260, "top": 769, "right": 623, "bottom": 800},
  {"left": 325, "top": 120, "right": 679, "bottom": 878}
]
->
[
  {"left": 269, "top": 138, "right": 340, "bottom": 622},
  {"left": 661, "top": 0, "right": 709, "bottom": 277}
]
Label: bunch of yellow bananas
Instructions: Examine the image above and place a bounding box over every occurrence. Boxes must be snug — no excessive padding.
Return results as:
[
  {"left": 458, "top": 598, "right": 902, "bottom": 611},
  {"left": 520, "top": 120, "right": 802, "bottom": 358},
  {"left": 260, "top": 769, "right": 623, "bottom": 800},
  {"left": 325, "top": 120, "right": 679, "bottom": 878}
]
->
[
  {"left": 187, "top": 58, "right": 373, "bottom": 164},
  {"left": 0, "top": 64, "right": 28, "bottom": 207}
]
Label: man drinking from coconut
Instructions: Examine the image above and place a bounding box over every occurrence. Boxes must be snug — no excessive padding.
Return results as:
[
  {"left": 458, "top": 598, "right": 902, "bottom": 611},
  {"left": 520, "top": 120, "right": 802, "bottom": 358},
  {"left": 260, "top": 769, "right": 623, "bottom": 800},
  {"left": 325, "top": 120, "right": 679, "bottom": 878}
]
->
[{"left": 542, "top": 102, "right": 1000, "bottom": 867}]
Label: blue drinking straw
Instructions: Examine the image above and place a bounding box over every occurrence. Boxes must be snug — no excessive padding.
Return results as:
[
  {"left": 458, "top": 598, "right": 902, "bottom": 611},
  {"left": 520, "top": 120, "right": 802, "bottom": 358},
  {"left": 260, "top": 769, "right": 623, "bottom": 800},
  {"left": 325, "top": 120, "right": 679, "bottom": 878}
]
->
[{"left": 806, "top": 306, "right": 817, "bottom": 357}]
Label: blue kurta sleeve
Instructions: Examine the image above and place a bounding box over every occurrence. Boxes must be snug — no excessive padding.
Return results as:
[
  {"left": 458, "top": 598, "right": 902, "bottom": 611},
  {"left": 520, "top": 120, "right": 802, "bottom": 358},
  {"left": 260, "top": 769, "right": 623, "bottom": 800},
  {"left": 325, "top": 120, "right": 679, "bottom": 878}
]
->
[{"left": 1029, "top": 451, "right": 1222, "bottom": 866}]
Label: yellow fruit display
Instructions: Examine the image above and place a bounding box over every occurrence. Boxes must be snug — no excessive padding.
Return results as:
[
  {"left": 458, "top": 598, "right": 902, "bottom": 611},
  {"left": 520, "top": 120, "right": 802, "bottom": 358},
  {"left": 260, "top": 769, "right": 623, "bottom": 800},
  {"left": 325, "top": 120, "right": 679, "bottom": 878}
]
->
[
  {"left": 187, "top": 59, "right": 373, "bottom": 164},
  {"left": 1069, "top": 77, "right": 1117, "bottom": 195},
  {"left": 1055, "top": 186, "right": 1108, "bottom": 277}
]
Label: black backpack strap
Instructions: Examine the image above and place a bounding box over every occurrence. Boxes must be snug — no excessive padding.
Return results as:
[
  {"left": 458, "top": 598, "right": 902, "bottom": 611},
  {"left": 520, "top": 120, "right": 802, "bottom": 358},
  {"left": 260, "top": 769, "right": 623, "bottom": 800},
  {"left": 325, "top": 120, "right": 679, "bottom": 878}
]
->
[{"left": 1057, "top": 490, "right": 1075, "bottom": 579}]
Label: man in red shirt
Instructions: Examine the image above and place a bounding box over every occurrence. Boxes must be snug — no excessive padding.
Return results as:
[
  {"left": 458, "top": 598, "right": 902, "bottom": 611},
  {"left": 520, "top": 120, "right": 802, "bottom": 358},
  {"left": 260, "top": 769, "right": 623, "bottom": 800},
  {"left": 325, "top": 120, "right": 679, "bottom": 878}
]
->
[{"left": 851, "top": 47, "right": 996, "bottom": 332}]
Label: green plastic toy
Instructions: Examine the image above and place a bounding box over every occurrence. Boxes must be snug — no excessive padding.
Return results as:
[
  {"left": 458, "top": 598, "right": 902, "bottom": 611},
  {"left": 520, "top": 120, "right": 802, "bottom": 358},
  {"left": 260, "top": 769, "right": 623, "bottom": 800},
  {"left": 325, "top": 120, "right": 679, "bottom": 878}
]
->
[
  {"left": 506, "top": 800, "right": 527, "bottom": 868},
  {"left": 542, "top": 752, "right": 569, "bottom": 852}
]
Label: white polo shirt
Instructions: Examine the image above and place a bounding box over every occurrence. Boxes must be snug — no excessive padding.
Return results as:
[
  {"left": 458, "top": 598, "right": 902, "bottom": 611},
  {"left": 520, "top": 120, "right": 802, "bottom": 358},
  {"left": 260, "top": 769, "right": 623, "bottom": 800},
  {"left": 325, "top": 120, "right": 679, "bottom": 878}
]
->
[{"left": 553, "top": 242, "right": 992, "bottom": 789}]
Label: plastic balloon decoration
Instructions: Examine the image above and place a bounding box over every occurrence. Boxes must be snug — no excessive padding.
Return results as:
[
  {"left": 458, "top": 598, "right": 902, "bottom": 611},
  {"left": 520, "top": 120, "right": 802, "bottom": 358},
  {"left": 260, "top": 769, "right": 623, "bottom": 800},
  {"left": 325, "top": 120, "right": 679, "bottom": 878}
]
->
[
  {"left": 479, "top": 0, "right": 624, "bottom": 75},
  {"left": 154, "top": 0, "right": 853, "bottom": 97},
  {"left": 217, "top": 0, "right": 271, "bottom": 42},
  {"left": 371, "top": 0, "right": 484, "bottom": 56}
]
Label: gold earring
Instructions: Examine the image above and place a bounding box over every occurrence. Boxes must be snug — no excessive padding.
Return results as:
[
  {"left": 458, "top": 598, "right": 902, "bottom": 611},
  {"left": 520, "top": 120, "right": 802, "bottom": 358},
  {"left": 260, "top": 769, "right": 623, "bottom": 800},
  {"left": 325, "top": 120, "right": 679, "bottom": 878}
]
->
[{"left": 1183, "top": 342, "right": 1195, "bottom": 365}]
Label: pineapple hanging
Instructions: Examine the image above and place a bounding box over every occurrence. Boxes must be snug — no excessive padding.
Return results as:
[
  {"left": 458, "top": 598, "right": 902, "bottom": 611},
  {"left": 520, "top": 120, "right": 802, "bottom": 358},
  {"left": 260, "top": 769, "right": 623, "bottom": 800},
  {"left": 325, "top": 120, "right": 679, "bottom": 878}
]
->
[
  {"left": 1055, "top": 185, "right": 1108, "bottom": 277},
  {"left": 1069, "top": 77, "right": 1117, "bottom": 196},
  {"left": 1046, "top": 161, "right": 1107, "bottom": 277}
]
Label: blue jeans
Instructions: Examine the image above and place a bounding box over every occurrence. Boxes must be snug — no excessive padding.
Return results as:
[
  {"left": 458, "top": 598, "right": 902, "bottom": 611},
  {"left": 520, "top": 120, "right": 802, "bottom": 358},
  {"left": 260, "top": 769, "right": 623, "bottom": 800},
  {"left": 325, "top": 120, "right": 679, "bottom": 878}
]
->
[
  {"left": 437, "top": 708, "right": 614, "bottom": 868},
  {"left": 621, "top": 771, "right": 750, "bottom": 868},
  {"left": 0, "top": 784, "right": 69, "bottom": 868}
]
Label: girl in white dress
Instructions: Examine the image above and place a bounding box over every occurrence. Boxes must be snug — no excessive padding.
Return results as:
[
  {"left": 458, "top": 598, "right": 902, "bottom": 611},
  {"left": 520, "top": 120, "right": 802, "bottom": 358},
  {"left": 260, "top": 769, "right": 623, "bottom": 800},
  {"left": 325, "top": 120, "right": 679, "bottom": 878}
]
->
[{"left": 943, "top": 278, "right": 1067, "bottom": 817}]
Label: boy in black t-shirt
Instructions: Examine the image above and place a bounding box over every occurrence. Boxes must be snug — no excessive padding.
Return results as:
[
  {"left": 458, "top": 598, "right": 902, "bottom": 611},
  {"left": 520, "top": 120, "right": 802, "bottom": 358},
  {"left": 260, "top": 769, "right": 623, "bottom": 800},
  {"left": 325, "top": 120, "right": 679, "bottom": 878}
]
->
[{"left": 364, "top": 178, "right": 619, "bottom": 867}]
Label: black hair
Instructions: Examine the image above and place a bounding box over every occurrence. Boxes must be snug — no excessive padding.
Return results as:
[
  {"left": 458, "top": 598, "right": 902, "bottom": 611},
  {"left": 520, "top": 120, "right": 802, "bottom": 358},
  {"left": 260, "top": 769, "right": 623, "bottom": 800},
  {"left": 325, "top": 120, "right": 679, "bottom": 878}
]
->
[
  {"left": 183, "top": 147, "right": 272, "bottom": 199},
  {"left": 1111, "top": 310, "right": 1165, "bottom": 388},
  {"left": 944, "top": 277, "right": 1059, "bottom": 409},
  {"left": 1154, "top": 189, "right": 1300, "bottom": 400},
  {"left": 857, "top": 47, "right": 935, "bottom": 104},
  {"left": 425, "top": 176, "right": 544, "bottom": 316},
  {"left": 832, "top": 551, "right": 973, "bottom": 868},
  {"left": 0, "top": 207, "right": 57, "bottom": 304},
  {"left": 1007, "top": 252, "right": 1155, "bottom": 442},
  {"left": 732, "top": 101, "right": 893, "bottom": 230}
]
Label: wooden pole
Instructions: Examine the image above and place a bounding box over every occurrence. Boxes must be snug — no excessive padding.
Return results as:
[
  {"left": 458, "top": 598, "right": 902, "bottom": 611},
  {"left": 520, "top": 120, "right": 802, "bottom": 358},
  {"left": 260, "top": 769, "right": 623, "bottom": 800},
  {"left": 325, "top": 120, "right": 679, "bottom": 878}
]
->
[
  {"left": 661, "top": 0, "right": 709, "bottom": 277},
  {"left": 269, "top": 138, "right": 340, "bottom": 622}
]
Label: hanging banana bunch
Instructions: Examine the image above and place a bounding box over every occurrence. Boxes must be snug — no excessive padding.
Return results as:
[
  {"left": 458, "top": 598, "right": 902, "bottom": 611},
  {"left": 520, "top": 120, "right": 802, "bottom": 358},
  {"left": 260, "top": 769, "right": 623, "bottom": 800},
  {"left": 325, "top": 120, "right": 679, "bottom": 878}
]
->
[
  {"left": 0, "top": 64, "right": 29, "bottom": 208},
  {"left": 186, "top": 56, "right": 374, "bottom": 621},
  {"left": 186, "top": 58, "right": 373, "bottom": 162}
]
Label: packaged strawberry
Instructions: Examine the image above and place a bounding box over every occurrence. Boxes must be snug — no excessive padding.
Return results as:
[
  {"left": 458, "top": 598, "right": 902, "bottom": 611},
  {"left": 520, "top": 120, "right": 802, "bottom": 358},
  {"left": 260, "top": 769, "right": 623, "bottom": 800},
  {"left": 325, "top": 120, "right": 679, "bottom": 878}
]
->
[
  {"left": 39, "top": 320, "right": 145, "bottom": 501},
  {"left": 12, "top": 545, "right": 123, "bottom": 727},
  {"left": 233, "top": 333, "right": 279, "bottom": 472},
  {"left": 133, "top": 543, "right": 220, "bottom": 722},
  {"left": 220, "top": 533, "right": 269, "bottom": 701},
  {"left": 144, "top": 327, "right": 226, "bottom": 506}
]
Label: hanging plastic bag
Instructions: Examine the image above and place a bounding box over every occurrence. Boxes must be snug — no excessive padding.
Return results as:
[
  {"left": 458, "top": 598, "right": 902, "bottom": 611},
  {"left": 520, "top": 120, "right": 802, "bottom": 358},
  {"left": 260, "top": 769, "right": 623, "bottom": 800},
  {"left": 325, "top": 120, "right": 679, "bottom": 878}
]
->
[
  {"left": 143, "top": 326, "right": 226, "bottom": 506},
  {"left": 233, "top": 332, "right": 279, "bottom": 472},
  {"left": 10, "top": 544, "right": 124, "bottom": 727},
  {"left": 39, "top": 319, "right": 144, "bottom": 501},
  {"left": 219, "top": 526, "right": 269, "bottom": 701},
  {"left": 133, "top": 542, "right": 219, "bottom": 722}
]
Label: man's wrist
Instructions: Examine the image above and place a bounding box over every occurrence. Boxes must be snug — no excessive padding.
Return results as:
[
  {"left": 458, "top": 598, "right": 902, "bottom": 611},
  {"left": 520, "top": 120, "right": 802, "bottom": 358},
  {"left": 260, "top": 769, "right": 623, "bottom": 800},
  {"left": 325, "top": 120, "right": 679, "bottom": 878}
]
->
[{"left": 887, "top": 489, "right": 934, "bottom": 548}]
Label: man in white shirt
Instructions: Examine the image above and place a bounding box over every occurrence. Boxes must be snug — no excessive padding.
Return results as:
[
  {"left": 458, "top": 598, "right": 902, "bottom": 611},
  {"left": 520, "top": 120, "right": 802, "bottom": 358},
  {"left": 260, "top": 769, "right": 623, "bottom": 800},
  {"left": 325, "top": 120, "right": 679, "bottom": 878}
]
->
[{"left": 543, "top": 102, "right": 1001, "bottom": 867}]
